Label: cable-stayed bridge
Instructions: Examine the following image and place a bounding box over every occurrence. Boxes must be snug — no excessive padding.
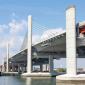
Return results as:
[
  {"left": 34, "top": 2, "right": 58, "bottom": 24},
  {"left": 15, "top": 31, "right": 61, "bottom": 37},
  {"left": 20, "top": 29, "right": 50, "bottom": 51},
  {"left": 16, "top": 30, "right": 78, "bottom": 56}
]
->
[{"left": 3, "top": 6, "right": 85, "bottom": 80}]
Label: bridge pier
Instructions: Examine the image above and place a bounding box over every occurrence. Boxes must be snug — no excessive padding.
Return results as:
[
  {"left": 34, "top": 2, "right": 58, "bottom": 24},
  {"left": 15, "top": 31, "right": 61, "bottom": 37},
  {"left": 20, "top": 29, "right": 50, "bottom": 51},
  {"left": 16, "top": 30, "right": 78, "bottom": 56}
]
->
[
  {"left": 40, "top": 64, "right": 43, "bottom": 72},
  {"left": 12, "top": 63, "right": 15, "bottom": 72},
  {"left": 49, "top": 56, "right": 53, "bottom": 73},
  {"left": 66, "top": 6, "right": 77, "bottom": 76},
  {"left": 21, "top": 15, "right": 56, "bottom": 77},
  {"left": 27, "top": 15, "right": 32, "bottom": 73},
  {"left": 56, "top": 6, "right": 78, "bottom": 80},
  {"left": 18, "top": 64, "right": 21, "bottom": 73},
  {"left": 21, "top": 15, "right": 33, "bottom": 76}
]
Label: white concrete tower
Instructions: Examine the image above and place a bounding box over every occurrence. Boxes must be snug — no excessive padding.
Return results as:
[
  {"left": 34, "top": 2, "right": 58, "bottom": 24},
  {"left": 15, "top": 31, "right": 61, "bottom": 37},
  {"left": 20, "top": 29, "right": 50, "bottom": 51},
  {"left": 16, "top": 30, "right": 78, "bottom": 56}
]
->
[
  {"left": 66, "top": 6, "right": 77, "bottom": 76},
  {"left": 6, "top": 43, "right": 9, "bottom": 72},
  {"left": 27, "top": 15, "right": 32, "bottom": 73}
]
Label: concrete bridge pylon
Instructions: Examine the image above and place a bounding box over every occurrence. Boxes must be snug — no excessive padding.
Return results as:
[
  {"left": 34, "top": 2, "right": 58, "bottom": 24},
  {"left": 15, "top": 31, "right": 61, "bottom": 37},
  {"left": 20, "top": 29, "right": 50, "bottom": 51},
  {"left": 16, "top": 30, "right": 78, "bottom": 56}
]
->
[
  {"left": 66, "top": 6, "right": 77, "bottom": 76},
  {"left": 27, "top": 15, "right": 32, "bottom": 73}
]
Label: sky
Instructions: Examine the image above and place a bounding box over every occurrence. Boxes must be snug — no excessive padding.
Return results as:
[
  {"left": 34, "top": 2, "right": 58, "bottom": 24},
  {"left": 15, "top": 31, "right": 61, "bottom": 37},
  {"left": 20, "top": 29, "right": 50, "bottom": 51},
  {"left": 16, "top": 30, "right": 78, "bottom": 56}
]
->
[{"left": 0, "top": 0, "right": 85, "bottom": 68}]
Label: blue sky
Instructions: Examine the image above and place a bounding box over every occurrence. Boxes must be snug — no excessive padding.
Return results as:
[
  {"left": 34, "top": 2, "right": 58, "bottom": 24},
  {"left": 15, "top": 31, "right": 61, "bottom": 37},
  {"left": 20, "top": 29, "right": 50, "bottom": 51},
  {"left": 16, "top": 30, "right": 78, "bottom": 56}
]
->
[
  {"left": 0, "top": 0, "right": 85, "bottom": 68},
  {"left": 0, "top": 0, "right": 85, "bottom": 28}
]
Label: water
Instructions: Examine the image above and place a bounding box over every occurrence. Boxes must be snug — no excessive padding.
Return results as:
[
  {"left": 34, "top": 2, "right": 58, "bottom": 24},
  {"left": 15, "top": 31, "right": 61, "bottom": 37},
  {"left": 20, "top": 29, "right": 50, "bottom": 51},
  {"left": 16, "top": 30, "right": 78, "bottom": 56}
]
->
[{"left": 0, "top": 76, "right": 85, "bottom": 85}]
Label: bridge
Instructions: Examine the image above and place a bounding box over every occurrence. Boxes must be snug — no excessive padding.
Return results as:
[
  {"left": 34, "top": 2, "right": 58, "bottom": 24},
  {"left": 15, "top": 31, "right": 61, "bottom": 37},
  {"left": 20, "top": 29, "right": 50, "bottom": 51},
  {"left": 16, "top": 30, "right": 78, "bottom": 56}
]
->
[{"left": 2, "top": 6, "right": 85, "bottom": 79}]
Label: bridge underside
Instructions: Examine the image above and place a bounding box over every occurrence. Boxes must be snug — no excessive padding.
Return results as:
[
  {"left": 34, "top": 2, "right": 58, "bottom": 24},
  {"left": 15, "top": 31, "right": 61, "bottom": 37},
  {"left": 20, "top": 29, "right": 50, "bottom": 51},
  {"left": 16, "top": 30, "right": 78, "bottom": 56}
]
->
[{"left": 6, "top": 36, "right": 85, "bottom": 73}]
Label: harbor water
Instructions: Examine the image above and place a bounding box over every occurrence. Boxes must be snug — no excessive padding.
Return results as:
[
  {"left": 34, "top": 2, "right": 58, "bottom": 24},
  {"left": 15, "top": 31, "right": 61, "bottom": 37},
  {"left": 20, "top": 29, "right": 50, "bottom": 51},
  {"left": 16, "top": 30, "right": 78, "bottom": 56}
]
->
[{"left": 0, "top": 76, "right": 85, "bottom": 85}]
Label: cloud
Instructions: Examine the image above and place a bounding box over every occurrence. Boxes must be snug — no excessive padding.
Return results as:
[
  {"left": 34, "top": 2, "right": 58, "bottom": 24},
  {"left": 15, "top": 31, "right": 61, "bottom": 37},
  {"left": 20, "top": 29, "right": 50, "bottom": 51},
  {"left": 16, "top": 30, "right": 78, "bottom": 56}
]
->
[
  {"left": 32, "top": 35, "right": 41, "bottom": 45},
  {"left": 9, "top": 36, "right": 23, "bottom": 48},
  {"left": 0, "top": 19, "right": 27, "bottom": 48},
  {"left": 8, "top": 35, "right": 24, "bottom": 57},
  {"left": 8, "top": 19, "right": 27, "bottom": 34},
  {"left": 0, "top": 18, "right": 27, "bottom": 64},
  {"left": 41, "top": 28, "right": 65, "bottom": 40},
  {"left": 0, "top": 35, "right": 24, "bottom": 58},
  {"left": 0, "top": 24, "right": 8, "bottom": 33},
  {"left": 32, "top": 28, "right": 65, "bottom": 44},
  {"left": 0, "top": 38, "right": 7, "bottom": 48}
]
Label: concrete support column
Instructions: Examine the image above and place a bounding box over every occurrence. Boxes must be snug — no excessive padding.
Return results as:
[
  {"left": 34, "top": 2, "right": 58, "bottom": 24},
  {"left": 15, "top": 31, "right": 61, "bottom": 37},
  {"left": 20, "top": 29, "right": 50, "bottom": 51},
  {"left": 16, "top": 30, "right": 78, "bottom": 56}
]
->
[
  {"left": 18, "top": 64, "right": 20, "bottom": 73},
  {"left": 0, "top": 66, "right": 2, "bottom": 72},
  {"left": 40, "top": 64, "right": 43, "bottom": 72},
  {"left": 6, "top": 43, "right": 9, "bottom": 72},
  {"left": 4, "top": 64, "right": 6, "bottom": 72},
  {"left": 27, "top": 15, "right": 32, "bottom": 73},
  {"left": 46, "top": 64, "right": 48, "bottom": 71},
  {"left": 66, "top": 6, "right": 77, "bottom": 75},
  {"left": 2, "top": 65, "right": 5, "bottom": 72},
  {"left": 12, "top": 64, "right": 15, "bottom": 72},
  {"left": 25, "top": 66, "right": 27, "bottom": 72},
  {"left": 49, "top": 56, "right": 53, "bottom": 73}
]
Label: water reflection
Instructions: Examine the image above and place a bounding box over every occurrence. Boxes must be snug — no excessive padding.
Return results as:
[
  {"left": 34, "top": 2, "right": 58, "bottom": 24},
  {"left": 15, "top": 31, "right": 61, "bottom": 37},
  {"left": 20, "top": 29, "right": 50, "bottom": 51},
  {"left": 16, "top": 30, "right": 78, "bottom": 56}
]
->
[
  {"left": 57, "top": 80, "right": 85, "bottom": 85},
  {"left": 0, "top": 76, "right": 25, "bottom": 85},
  {"left": 26, "top": 77, "right": 56, "bottom": 85},
  {"left": 26, "top": 77, "right": 85, "bottom": 85},
  {"left": 1, "top": 76, "right": 85, "bottom": 85}
]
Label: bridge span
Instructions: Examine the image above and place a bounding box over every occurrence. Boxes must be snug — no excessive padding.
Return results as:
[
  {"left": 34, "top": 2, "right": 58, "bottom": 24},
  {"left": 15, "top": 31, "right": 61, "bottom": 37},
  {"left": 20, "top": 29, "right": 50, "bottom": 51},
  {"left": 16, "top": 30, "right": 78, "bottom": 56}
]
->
[{"left": 3, "top": 6, "right": 85, "bottom": 79}]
